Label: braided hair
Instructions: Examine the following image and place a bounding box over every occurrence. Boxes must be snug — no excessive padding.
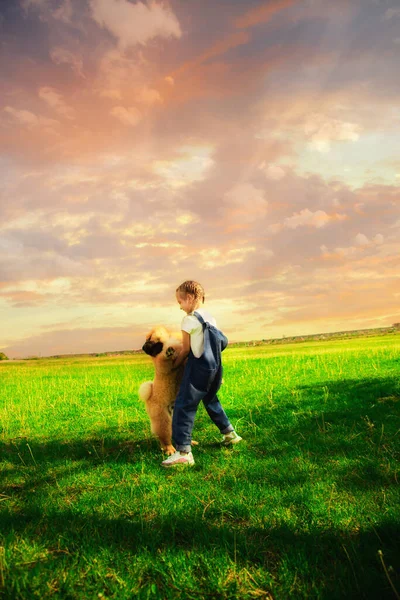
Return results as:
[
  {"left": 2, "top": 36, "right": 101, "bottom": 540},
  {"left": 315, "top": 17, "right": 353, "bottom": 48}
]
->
[{"left": 176, "top": 280, "right": 205, "bottom": 304}]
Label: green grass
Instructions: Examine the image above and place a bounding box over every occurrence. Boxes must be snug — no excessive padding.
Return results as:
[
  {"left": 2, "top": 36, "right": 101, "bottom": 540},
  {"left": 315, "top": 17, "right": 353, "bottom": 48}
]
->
[{"left": 1, "top": 335, "right": 399, "bottom": 599}]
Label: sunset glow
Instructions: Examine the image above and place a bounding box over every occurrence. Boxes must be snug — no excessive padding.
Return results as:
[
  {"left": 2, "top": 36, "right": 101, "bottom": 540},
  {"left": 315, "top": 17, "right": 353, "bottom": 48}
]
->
[{"left": 1, "top": 0, "right": 399, "bottom": 357}]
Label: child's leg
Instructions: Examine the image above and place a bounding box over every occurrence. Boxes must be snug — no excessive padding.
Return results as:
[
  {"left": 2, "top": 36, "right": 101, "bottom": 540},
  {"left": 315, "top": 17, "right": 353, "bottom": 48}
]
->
[
  {"left": 172, "top": 383, "right": 202, "bottom": 452},
  {"left": 202, "top": 392, "right": 234, "bottom": 434}
]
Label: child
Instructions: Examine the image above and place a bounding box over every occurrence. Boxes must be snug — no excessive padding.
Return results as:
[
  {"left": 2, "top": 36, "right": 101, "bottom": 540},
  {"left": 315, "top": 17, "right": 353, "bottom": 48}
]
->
[{"left": 161, "top": 280, "right": 242, "bottom": 467}]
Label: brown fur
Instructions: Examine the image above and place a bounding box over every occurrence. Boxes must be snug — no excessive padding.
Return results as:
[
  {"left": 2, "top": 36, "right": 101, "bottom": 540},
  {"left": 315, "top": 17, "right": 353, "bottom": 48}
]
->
[{"left": 138, "top": 326, "right": 185, "bottom": 455}]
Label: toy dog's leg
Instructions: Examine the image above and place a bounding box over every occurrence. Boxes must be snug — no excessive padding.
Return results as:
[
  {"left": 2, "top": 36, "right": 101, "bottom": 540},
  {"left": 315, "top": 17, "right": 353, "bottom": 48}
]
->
[{"left": 150, "top": 406, "right": 176, "bottom": 455}]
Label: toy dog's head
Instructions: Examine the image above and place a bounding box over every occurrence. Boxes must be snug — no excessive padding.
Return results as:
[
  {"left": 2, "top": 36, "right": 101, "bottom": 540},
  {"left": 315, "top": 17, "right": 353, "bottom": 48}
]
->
[
  {"left": 142, "top": 326, "right": 169, "bottom": 357},
  {"left": 142, "top": 327, "right": 185, "bottom": 377},
  {"left": 142, "top": 326, "right": 183, "bottom": 358}
]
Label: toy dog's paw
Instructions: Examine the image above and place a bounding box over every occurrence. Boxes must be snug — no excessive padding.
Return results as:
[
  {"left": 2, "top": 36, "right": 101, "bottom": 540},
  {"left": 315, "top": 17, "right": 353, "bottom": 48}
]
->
[
  {"left": 166, "top": 346, "right": 175, "bottom": 358},
  {"left": 164, "top": 444, "right": 176, "bottom": 455}
]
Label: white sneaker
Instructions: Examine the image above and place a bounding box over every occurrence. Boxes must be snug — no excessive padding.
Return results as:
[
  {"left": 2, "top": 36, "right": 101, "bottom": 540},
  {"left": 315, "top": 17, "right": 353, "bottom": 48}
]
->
[
  {"left": 221, "top": 431, "right": 243, "bottom": 446},
  {"left": 161, "top": 450, "right": 195, "bottom": 467}
]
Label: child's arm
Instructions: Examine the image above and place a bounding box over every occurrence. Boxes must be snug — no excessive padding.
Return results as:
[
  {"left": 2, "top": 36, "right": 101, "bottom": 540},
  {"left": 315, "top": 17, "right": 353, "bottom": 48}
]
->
[{"left": 172, "top": 331, "right": 190, "bottom": 369}]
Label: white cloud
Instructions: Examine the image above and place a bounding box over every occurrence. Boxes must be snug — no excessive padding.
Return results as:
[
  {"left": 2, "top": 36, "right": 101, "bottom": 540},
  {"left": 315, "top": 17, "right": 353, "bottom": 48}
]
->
[
  {"left": 110, "top": 105, "right": 142, "bottom": 126},
  {"left": 90, "top": 0, "right": 182, "bottom": 49},
  {"left": 304, "top": 113, "right": 361, "bottom": 153},
  {"left": 38, "top": 87, "right": 74, "bottom": 119},
  {"left": 153, "top": 146, "right": 214, "bottom": 188}
]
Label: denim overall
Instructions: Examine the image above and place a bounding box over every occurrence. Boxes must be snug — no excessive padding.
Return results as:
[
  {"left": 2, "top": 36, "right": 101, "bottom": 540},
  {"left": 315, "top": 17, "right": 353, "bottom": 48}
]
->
[{"left": 172, "top": 312, "right": 234, "bottom": 452}]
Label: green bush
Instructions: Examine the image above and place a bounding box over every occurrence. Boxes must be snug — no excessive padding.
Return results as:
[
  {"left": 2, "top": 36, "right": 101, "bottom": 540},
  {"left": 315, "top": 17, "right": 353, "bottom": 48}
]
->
[{"left": 0, "top": 352, "right": 8, "bottom": 360}]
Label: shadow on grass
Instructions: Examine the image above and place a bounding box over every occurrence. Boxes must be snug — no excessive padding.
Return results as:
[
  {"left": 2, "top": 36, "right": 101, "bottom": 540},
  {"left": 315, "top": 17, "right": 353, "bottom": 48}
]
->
[
  {"left": 1, "top": 375, "right": 399, "bottom": 598},
  {"left": 0, "top": 429, "right": 158, "bottom": 465},
  {"left": 0, "top": 504, "right": 399, "bottom": 599},
  {"left": 249, "top": 376, "right": 400, "bottom": 485}
]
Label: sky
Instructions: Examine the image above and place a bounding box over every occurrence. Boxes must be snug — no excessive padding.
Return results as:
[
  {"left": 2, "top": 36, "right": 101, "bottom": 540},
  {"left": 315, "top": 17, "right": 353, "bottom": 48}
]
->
[{"left": 1, "top": 0, "right": 399, "bottom": 358}]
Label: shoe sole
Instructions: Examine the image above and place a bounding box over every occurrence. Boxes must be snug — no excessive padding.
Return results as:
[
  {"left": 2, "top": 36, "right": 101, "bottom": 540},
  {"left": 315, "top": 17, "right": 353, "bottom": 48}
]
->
[
  {"left": 221, "top": 436, "right": 243, "bottom": 446},
  {"left": 161, "top": 461, "right": 195, "bottom": 467}
]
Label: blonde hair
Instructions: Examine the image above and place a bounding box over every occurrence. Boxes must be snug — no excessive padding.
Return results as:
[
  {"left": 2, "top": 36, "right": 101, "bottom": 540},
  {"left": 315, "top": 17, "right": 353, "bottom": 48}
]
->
[{"left": 176, "top": 280, "right": 205, "bottom": 304}]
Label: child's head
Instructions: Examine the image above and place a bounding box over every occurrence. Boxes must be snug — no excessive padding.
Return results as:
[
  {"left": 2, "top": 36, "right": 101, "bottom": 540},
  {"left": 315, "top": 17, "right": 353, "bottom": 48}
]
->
[{"left": 176, "top": 280, "right": 205, "bottom": 314}]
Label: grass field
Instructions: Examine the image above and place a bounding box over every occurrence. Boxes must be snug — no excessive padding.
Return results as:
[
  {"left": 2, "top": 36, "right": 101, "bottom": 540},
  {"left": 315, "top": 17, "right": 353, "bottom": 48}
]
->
[{"left": 1, "top": 334, "right": 399, "bottom": 599}]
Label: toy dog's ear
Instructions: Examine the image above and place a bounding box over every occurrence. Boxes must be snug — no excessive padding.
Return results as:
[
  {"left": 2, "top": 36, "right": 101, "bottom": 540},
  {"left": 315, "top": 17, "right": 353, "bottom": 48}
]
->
[
  {"left": 142, "top": 341, "right": 163, "bottom": 356},
  {"left": 150, "top": 341, "right": 164, "bottom": 356}
]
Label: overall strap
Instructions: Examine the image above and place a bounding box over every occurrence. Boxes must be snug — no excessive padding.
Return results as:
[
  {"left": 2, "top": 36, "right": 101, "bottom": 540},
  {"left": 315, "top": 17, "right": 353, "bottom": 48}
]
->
[{"left": 193, "top": 311, "right": 206, "bottom": 326}]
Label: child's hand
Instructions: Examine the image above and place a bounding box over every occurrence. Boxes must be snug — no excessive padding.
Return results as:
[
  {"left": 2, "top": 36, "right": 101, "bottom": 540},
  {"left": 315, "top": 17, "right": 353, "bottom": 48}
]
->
[{"left": 171, "top": 354, "right": 180, "bottom": 370}]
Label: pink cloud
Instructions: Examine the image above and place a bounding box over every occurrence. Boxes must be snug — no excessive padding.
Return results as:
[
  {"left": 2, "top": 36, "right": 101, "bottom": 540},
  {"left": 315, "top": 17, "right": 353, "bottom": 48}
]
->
[
  {"left": 283, "top": 209, "right": 347, "bottom": 230},
  {"left": 1, "top": 0, "right": 399, "bottom": 355},
  {"left": 110, "top": 105, "right": 142, "bottom": 126},
  {"left": 90, "top": 0, "right": 182, "bottom": 48},
  {"left": 38, "top": 86, "right": 74, "bottom": 119},
  {"left": 3, "top": 106, "right": 58, "bottom": 129},
  {"left": 50, "top": 47, "right": 85, "bottom": 78}
]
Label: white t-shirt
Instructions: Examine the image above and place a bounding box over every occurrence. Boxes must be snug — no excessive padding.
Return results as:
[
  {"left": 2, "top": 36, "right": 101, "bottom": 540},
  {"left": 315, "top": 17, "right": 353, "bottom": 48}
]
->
[{"left": 181, "top": 308, "right": 217, "bottom": 358}]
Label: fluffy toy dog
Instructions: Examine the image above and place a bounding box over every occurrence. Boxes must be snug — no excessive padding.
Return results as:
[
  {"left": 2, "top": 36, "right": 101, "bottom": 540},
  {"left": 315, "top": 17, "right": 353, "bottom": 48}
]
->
[{"left": 139, "top": 326, "right": 185, "bottom": 455}]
